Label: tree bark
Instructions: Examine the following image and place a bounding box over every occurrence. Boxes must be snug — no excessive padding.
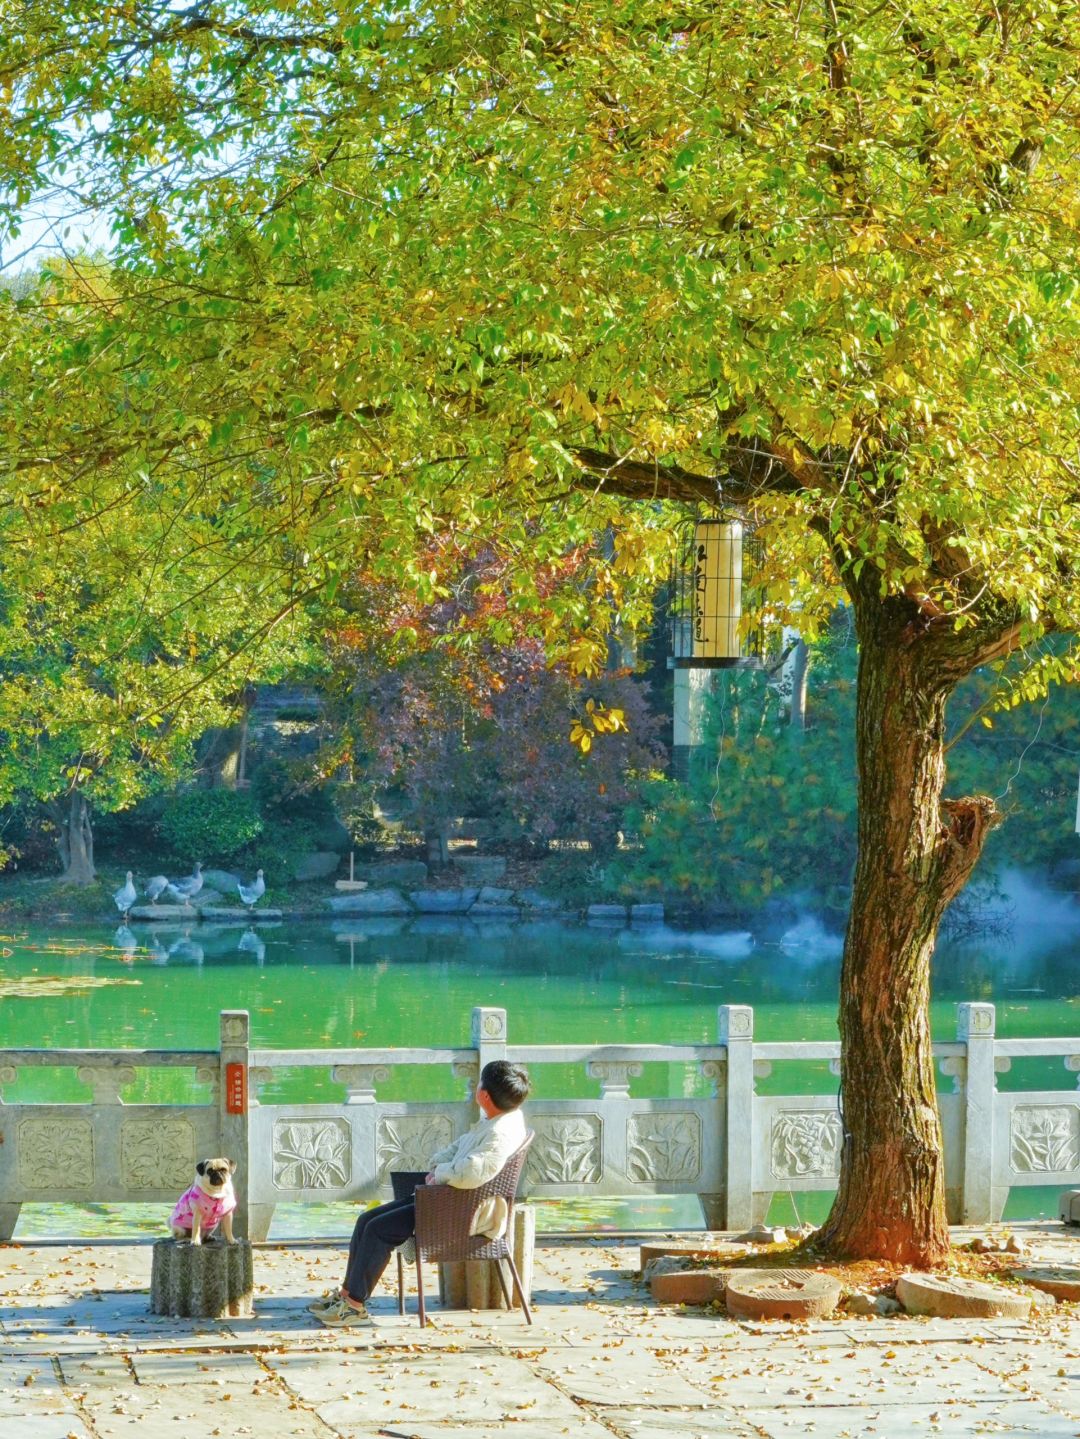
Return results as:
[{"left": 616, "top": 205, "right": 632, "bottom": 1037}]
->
[
  {"left": 54, "top": 791, "right": 96, "bottom": 885},
  {"left": 817, "top": 593, "right": 1000, "bottom": 1263}
]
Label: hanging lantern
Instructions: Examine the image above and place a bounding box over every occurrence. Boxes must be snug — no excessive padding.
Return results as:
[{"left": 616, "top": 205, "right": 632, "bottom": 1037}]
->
[{"left": 671, "top": 514, "right": 762, "bottom": 669}]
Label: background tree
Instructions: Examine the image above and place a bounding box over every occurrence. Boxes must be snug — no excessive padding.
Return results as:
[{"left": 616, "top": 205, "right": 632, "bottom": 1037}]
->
[
  {"left": 0, "top": 261, "right": 320, "bottom": 880},
  {"left": 3, "top": 1, "right": 1080, "bottom": 1260},
  {"left": 326, "top": 554, "right": 665, "bottom": 860}
]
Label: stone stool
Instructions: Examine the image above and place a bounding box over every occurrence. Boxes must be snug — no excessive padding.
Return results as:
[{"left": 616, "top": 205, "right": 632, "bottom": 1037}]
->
[
  {"left": 437, "top": 1205, "right": 535, "bottom": 1311},
  {"left": 150, "top": 1238, "right": 254, "bottom": 1318}
]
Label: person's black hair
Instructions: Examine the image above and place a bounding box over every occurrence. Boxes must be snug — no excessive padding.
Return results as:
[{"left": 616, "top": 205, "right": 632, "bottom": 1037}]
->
[{"left": 480, "top": 1060, "right": 530, "bottom": 1112}]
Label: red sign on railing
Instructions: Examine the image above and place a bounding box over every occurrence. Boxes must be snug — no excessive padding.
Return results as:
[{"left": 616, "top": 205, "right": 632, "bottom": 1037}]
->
[{"left": 225, "top": 1062, "right": 247, "bottom": 1115}]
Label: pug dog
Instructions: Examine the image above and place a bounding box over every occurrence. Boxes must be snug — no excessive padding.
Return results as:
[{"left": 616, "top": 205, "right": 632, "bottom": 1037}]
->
[{"left": 169, "top": 1158, "right": 237, "bottom": 1245}]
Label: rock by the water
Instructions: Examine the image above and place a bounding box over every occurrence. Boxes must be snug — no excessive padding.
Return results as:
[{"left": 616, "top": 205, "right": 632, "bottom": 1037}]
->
[
  {"left": 586, "top": 903, "right": 627, "bottom": 922},
  {"left": 357, "top": 860, "right": 429, "bottom": 887},
  {"left": 451, "top": 855, "right": 508, "bottom": 883},
  {"left": 410, "top": 888, "right": 479, "bottom": 913},
  {"left": 329, "top": 888, "right": 411, "bottom": 914},
  {"left": 150, "top": 1238, "right": 254, "bottom": 1318},
  {"left": 199, "top": 906, "right": 283, "bottom": 921},
  {"left": 630, "top": 902, "right": 665, "bottom": 922},
  {"left": 470, "top": 903, "right": 520, "bottom": 919},
  {"left": 130, "top": 904, "right": 198, "bottom": 921},
  {"left": 291, "top": 850, "right": 341, "bottom": 881},
  {"left": 514, "top": 889, "right": 561, "bottom": 910},
  {"left": 478, "top": 885, "right": 515, "bottom": 904}
]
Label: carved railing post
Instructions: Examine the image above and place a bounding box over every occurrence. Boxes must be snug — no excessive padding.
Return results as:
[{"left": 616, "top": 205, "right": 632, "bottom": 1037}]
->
[
  {"left": 718, "top": 1005, "right": 754, "bottom": 1230},
  {"left": 587, "top": 1061, "right": 642, "bottom": 1099},
  {"left": 0, "top": 1065, "right": 19, "bottom": 1237},
  {"left": 957, "top": 1002, "right": 996, "bottom": 1223},
  {"left": 332, "top": 1064, "right": 390, "bottom": 1104},
  {"left": 77, "top": 1065, "right": 136, "bottom": 1104},
  {"left": 471, "top": 1006, "right": 507, "bottom": 1083},
  {"left": 219, "top": 1010, "right": 253, "bottom": 1240},
  {"left": 452, "top": 1058, "right": 480, "bottom": 1100}
]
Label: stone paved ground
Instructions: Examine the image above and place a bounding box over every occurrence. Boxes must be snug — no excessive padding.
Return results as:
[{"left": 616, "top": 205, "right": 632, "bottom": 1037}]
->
[{"left": 2, "top": 1221, "right": 1079, "bottom": 1439}]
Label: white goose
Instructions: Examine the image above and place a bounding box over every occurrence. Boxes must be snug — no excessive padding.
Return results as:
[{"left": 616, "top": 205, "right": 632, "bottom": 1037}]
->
[
  {"left": 145, "top": 875, "right": 170, "bottom": 904},
  {"left": 166, "top": 861, "right": 204, "bottom": 904},
  {"left": 237, "top": 869, "right": 265, "bottom": 912},
  {"left": 113, "top": 871, "right": 137, "bottom": 919}
]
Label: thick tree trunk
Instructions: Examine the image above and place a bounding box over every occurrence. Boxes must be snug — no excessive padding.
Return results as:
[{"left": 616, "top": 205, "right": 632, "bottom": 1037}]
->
[
  {"left": 55, "top": 791, "right": 96, "bottom": 885},
  {"left": 817, "top": 595, "right": 999, "bottom": 1264}
]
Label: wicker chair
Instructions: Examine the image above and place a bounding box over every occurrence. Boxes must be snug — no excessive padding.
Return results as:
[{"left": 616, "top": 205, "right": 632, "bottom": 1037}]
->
[{"left": 395, "top": 1133, "right": 534, "bottom": 1328}]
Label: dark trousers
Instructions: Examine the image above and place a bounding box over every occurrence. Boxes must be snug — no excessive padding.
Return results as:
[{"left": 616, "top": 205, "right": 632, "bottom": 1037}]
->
[{"left": 343, "top": 1196, "right": 415, "bottom": 1303}]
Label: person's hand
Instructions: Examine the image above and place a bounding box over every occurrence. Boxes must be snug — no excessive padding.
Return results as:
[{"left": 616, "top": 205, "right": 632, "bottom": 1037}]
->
[{"left": 424, "top": 1172, "right": 436, "bottom": 1185}]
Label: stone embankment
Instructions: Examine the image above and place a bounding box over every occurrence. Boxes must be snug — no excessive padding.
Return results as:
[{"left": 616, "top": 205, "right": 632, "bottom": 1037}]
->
[
  {"left": 328, "top": 884, "right": 665, "bottom": 925},
  {"left": 122, "top": 855, "right": 664, "bottom": 925}
]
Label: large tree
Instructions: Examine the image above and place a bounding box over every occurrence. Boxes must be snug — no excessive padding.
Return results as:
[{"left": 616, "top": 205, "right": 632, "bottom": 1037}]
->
[{"left": 3, "top": 1, "right": 1080, "bottom": 1258}]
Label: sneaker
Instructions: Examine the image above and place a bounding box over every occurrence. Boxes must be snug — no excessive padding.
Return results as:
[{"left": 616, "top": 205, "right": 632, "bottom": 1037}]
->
[
  {"left": 318, "top": 1298, "right": 374, "bottom": 1328},
  {"left": 307, "top": 1289, "right": 343, "bottom": 1314}
]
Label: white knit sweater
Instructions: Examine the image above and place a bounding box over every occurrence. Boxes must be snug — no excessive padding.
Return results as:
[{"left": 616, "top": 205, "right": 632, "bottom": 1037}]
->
[{"left": 428, "top": 1107, "right": 527, "bottom": 1189}]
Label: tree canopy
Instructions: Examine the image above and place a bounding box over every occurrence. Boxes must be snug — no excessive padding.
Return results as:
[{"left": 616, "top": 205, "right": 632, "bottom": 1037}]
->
[
  {"left": 4, "top": 0, "right": 1079, "bottom": 653},
  {"left": 4, "top": 0, "right": 1080, "bottom": 1259}
]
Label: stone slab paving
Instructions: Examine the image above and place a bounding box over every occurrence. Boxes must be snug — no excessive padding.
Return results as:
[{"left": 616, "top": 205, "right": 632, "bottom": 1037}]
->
[{"left": 2, "top": 1223, "right": 1079, "bottom": 1439}]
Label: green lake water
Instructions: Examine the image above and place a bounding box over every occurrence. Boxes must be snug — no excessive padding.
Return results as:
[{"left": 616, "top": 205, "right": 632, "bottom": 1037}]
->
[{"left": 2, "top": 886, "right": 1079, "bottom": 1237}]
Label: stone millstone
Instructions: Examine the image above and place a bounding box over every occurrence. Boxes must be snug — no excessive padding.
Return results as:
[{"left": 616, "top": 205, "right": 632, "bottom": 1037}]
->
[
  {"left": 150, "top": 1238, "right": 254, "bottom": 1318},
  {"left": 1015, "top": 1266, "right": 1080, "bottom": 1303},
  {"left": 724, "top": 1268, "right": 842, "bottom": 1321},
  {"left": 896, "top": 1272, "right": 1032, "bottom": 1320},
  {"left": 650, "top": 1268, "right": 728, "bottom": 1306},
  {"left": 639, "top": 1240, "right": 746, "bottom": 1273}
]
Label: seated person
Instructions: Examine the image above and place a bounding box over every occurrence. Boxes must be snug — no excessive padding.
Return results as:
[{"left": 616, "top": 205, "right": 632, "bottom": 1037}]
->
[{"left": 312, "top": 1058, "right": 531, "bottom": 1327}]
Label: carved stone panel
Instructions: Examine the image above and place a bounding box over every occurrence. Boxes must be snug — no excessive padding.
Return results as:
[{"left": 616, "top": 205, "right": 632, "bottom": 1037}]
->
[
  {"left": 18, "top": 1119, "right": 94, "bottom": 1189},
  {"left": 626, "top": 1113, "right": 701, "bottom": 1183},
  {"left": 770, "top": 1110, "right": 842, "bottom": 1180},
  {"left": 1010, "top": 1105, "right": 1080, "bottom": 1174},
  {"left": 120, "top": 1119, "right": 195, "bottom": 1190},
  {"left": 527, "top": 1116, "right": 603, "bottom": 1184},
  {"left": 376, "top": 1116, "right": 454, "bottom": 1177},
  {"left": 272, "top": 1118, "right": 351, "bottom": 1190}
]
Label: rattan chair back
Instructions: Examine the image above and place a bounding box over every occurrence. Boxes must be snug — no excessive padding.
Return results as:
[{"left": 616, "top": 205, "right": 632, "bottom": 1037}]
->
[{"left": 412, "top": 1131, "right": 534, "bottom": 1264}]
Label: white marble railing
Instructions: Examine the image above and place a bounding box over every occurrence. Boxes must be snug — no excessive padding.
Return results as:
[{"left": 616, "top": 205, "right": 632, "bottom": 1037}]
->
[{"left": 0, "top": 1003, "right": 1077, "bottom": 1240}]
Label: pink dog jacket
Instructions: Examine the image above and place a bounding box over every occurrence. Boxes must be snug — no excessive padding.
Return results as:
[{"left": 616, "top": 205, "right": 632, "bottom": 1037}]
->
[{"left": 170, "top": 1183, "right": 236, "bottom": 1234}]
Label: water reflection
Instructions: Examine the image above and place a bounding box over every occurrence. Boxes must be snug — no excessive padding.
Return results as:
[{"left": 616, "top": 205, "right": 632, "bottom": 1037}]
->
[{"left": 237, "top": 927, "right": 266, "bottom": 965}]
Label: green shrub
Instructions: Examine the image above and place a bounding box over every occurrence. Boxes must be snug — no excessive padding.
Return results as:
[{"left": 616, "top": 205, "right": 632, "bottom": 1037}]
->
[{"left": 157, "top": 789, "right": 264, "bottom": 864}]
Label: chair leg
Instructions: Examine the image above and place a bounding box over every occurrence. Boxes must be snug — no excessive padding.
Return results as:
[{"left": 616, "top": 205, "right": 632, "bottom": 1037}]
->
[
  {"left": 416, "top": 1255, "right": 426, "bottom": 1328},
  {"left": 493, "top": 1257, "right": 513, "bottom": 1311},
  {"left": 396, "top": 1251, "right": 405, "bottom": 1316},
  {"left": 504, "top": 1253, "right": 532, "bottom": 1325}
]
